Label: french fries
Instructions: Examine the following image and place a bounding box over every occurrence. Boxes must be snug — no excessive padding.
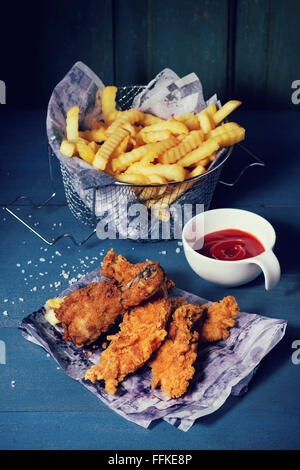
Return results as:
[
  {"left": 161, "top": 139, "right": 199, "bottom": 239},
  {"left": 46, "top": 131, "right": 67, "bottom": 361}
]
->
[
  {"left": 66, "top": 105, "right": 79, "bottom": 141},
  {"left": 101, "top": 86, "right": 118, "bottom": 123},
  {"left": 60, "top": 87, "right": 245, "bottom": 211}
]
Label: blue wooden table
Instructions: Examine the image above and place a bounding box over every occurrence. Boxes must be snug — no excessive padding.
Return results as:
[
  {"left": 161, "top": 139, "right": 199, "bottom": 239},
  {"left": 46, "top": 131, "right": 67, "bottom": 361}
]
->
[{"left": 0, "top": 107, "right": 299, "bottom": 450}]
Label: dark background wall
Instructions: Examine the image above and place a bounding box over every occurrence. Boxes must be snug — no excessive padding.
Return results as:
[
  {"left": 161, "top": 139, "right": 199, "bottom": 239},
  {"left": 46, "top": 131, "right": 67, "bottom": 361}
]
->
[{"left": 1, "top": 0, "right": 299, "bottom": 109}]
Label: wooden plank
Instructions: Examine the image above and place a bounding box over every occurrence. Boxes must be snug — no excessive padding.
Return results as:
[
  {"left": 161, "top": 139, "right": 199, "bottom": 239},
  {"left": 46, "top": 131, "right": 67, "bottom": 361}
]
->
[
  {"left": 114, "top": 0, "right": 148, "bottom": 86},
  {"left": 234, "top": 0, "right": 270, "bottom": 107},
  {"left": 235, "top": 0, "right": 300, "bottom": 108},
  {"left": 266, "top": 0, "right": 300, "bottom": 108},
  {"left": 145, "top": 0, "right": 229, "bottom": 101},
  {"left": 0, "top": 1, "right": 114, "bottom": 108},
  {"left": 34, "top": 0, "right": 114, "bottom": 105}
]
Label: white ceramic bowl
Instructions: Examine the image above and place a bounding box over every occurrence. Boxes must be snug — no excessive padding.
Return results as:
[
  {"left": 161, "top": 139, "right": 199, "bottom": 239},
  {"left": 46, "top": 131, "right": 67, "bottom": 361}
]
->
[{"left": 182, "top": 208, "right": 281, "bottom": 290}]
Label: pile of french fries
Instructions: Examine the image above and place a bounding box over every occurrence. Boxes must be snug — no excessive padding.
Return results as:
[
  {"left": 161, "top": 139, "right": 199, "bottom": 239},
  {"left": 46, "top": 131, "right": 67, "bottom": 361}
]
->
[{"left": 60, "top": 86, "right": 245, "bottom": 218}]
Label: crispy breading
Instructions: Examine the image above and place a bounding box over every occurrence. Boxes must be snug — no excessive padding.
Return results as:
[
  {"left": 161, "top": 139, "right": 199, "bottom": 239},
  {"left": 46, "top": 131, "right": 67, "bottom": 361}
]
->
[
  {"left": 200, "top": 296, "right": 239, "bottom": 342},
  {"left": 149, "top": 301, "right": 205, "bottom": 398},
  {"left": 102, "top": 248, "right": 168, "bottom": 308},
  {"left": 85, "top": 294, "right": 172, "bottom": 394},
  {"left": 54, "top": 279, "right": 124, "bottom": 347}
]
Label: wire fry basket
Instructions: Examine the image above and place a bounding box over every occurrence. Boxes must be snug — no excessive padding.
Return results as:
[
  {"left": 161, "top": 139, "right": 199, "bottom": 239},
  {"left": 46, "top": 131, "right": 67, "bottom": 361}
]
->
[
  {"left": 5, "top": 86, "right": 264, "bottom": 246},
  {"left": 60, "top": 85, "right": 233, "bottom": 234}
]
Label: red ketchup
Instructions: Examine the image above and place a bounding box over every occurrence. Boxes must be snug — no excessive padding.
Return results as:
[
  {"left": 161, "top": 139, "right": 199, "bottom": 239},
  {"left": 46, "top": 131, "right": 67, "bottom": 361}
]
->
[{"left": 196, "top": 229, "right": 265, "bottom": 261}]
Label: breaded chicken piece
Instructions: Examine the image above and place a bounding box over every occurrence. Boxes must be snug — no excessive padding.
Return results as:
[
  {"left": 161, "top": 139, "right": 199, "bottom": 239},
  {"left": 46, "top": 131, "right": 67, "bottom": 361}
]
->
[
  {"left": 149, "top": 300, "right": 205, "bottom": 398},
  {"left": 54, "top": 280, "right": 124, "bottom": 347},
  {"left": 200, "top": 296, "right": 239, "bottom": 342},
  {"left": 102, "top": 249, "right": 169, "bottom": 308},
  {"left": 85, "top": 294, "right": 172, "bottom": 394}
]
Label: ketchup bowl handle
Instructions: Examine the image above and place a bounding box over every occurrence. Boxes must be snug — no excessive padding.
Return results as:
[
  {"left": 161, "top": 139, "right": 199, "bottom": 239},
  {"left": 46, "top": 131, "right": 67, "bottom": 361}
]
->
[{"left": 251, "top": 250, "right": 281, "bottom": 290}]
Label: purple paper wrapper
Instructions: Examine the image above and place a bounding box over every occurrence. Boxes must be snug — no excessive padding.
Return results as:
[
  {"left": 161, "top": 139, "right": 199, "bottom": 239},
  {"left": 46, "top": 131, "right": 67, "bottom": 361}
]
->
[{"left": 19, "top": 267, "right": 286, "bottom": 431}]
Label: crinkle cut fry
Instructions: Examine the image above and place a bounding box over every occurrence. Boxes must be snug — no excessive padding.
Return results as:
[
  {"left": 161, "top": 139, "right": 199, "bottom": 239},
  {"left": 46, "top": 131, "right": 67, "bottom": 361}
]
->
[{"left": 84, "top": 295, "right": 172, "bottom": 394}]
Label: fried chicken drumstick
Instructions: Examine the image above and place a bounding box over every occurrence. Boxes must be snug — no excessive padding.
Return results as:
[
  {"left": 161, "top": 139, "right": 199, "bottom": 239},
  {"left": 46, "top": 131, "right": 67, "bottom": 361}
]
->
[
  {"left": 102, "top": 249, "right": 168, "bottom": 308},
  {"left": 54, "top": 250, "right": 170, "bottom": 347},
  {"left": 85, "top": 292, "right": 172, "bottom": 394},
  {"left": 54, "top": 279, "right": 124, "bottom": 347}
]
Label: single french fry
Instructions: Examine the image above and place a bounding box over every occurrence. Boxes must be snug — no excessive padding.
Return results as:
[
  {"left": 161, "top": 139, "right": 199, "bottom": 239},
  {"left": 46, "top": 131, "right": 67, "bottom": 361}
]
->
[
  {"left": 76, "top": 141, "right": 95, "bottom": 165},
  {"left": 178, "top": 139, "right": 219, "bottom": 167},
  {"left": 116, "top": 173, "right": 150, "bottom": 184},
  {"left": 188, "top": 165, "right": 206, "bottom": 178},
  {"left": 66, "top": 105, "right": 79, "bottom": 141},
  {"left": 206, "top": 102, "right": 217, "bottom": 118},
  {"left": 79, "top": 127, "right": 106, "bottom": 142},
  {"left": 140, "top": 120, "right": 189, "bottom": 136},
  {"left": 208, "top": 121, "right": 240, "bottom": 137},
  {"left": 197, "top": 109, "right": 214, "bottom": 134},
  {"left": 111, "top": 134, "right": 130, "bottom": 158},
  {"left": 159, "top": 130, "right": 204, "bottom": 164},
  {"left": 93, "top": 128, "right": 129, "bottom": 170},
  {"left": 211, "top": 126, "right": 245, "bottom": 147},
  {"left": 142, "top": 130, "right": 172, "bottom": 143},
  {"left": 213, "top": 100, "right": 242, "bottom": 125},
  {"left": 60, "top": 140, "right": 76, "bottom": 157},
  {"left": 111, "top": 143, "right": 155, "bottom": 173},
  {"left": 126, "top": 162, "right": 186, "bottom": 182},
  {"left": 146, "top": 175, "right": 168, "bottom": 184},
  {"left": 102, "top": 86, "right": 118, "bottom": 123}
]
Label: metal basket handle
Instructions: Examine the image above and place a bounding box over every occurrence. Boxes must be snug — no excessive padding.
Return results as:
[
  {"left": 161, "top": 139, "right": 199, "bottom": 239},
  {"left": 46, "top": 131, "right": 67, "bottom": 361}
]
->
[
  {"left": 219, "top": 143, "right": 265, "bottom": 187},
  {"left": 5, "top": 146, "right": 96, "bottom": 246}
]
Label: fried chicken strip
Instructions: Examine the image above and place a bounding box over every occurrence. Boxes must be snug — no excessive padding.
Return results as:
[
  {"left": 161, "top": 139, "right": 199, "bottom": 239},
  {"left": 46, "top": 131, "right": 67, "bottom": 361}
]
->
[
  {"left": 200, "top": 295, "right": 240, "bottom": 342},
  {"left": 149, "top": 299, "right": 205, "bottom": 398},
  {"left": 149, "top": 296, "right": 239, "bottom": 398},
  {"left": 102, "top": 249, "right": 170, "bottom": 308},
  {"left": 54, "top": 279, "right": 124, "bottom": 347},
  {"left": 85, "top": 294, "right": 172, "bottom": 394}
]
